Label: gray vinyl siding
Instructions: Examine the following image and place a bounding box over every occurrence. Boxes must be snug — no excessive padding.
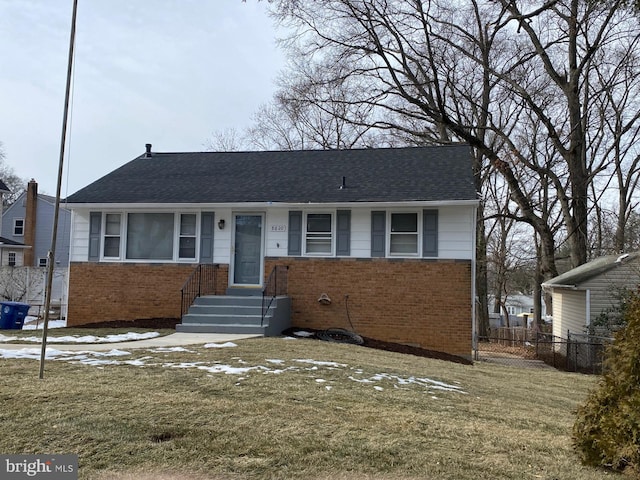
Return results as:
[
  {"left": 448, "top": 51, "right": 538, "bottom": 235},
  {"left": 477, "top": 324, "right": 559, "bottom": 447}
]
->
[
  {"left": 0, "top": 192, "right": 72, "bottom": 266},
  {"left": 580, "top": 263, "right": 640, "bottom": 324}
]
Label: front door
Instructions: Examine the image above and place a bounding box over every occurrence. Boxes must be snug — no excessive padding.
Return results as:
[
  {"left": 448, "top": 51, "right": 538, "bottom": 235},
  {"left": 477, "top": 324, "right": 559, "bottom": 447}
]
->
[{"left": 231, "top": 214, "right": 264, "bottom": 286}]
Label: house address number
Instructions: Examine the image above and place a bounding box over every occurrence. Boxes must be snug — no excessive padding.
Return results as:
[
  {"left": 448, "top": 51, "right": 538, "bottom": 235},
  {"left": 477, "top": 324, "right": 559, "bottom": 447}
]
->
[{"left": 271, "top": 224, "right": 287, "bottom": 232}]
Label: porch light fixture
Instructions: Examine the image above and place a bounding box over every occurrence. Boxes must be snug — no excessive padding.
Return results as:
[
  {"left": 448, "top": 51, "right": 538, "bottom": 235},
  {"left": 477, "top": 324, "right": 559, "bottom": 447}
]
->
[{"left": 218, "top": 219, "right": 225, "bottom": 230}]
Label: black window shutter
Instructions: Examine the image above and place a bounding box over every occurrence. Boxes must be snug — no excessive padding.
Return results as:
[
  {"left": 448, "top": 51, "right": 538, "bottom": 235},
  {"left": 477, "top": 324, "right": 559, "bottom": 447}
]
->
[
  {"left": 336, "top": 210, "right": 351, "bottom": 256},
  {"left": 423, "top": 209, "right": 438, "bottom": 257},
  {"left": 371, "top": 211, "right": 386, "bottom": 257},
  {"left": 288, "top": 211, "right": 302, "bottom": 256},
  {"left": 88, "top": 212, "right": 102, "bottom": 261},
  {"left": 200, "top": 212, "right": 215, "bottom": 264}
]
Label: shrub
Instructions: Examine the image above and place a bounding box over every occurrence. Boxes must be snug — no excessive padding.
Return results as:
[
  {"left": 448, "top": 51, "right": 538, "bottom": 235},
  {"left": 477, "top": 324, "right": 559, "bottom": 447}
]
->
[{"left": 573, "top": 293, "right": 640, "bottom": 471}]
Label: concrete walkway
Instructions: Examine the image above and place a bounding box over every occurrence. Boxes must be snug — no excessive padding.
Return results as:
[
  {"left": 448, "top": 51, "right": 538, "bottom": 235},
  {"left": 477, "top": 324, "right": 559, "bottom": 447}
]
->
[{"left": 0, "top": 333, "right": 262, "bottom": 352}]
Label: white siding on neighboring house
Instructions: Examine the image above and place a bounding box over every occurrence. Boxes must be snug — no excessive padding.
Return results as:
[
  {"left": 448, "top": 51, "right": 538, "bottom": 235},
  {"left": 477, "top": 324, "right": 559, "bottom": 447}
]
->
[
  {"left": 552, "top": 289, "right": 588, "bottom": 338},
  {"left": 1, "top": 250, "right": 24, "bottom": 267}
]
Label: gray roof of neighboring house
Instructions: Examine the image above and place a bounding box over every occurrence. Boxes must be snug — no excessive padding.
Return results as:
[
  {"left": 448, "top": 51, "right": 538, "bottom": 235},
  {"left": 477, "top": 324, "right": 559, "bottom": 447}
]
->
[
  {"left": 65, "top": 145, "right": 478, "bottom": 205},
  {"left": 542, "top": 252, "right": 640, "bottom": 288},
  {"left": 0, "top": 236, "right": 27, "bottom": 247},
  {"left": 0, "top": 179, "right": 10, "bottom": 194}
]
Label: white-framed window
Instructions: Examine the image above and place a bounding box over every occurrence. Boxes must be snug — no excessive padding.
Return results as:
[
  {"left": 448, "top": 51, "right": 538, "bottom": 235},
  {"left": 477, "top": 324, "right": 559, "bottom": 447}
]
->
[
  {"left": 103, "top": 213, "right": 122, "bottom": 258},
  {"left": 389, "top": 212, "right": 419, "bottom": 255},
  {"left": 13, "top": 219, "right": 24, "bottom": 236},
  {"left": 8, "top": 252, "right": 16, "bottom": 267},
  {"left": 507, "top": 306, "right": 517, "bottom": 316},
  {"left": 126, "top": 213, "right": 174, "bottom": 260},
  {"left": 100, "top": 212, "right": 199, "bottom": 262},
  {"left": 305, "top": 213, "right": 333, "bottom": 255},
  {"left": 178, "top": 213, "right": 197, "bottom": 259},
  {"left": 38, "top": 258, "right": 48, "bottom": 267}
]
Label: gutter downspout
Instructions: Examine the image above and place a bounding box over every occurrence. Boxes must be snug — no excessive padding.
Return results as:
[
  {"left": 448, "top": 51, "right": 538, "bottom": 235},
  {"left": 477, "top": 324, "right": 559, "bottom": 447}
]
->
[{"left": 471, "top": 203, "right": 478, "bottom": 360}]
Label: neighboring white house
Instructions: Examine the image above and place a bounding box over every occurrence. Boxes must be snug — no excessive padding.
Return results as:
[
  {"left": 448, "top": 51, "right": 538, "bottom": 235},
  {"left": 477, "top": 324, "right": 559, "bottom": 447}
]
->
[
  {"left": 488, "top": 294, "right": 548, "bottom": 328},
  {"left": 542, "top": 252, "right": 640, "bottom": 339}
]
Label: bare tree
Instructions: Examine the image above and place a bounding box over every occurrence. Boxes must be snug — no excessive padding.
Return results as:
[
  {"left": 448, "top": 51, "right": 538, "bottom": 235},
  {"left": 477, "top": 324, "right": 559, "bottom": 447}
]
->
[
  {"left": 268, "top": 0, "right": 638, "bottom": 276},
  {"left": 0, "top": 141, "right": 29, "bottom": 207},
  {"left": 206, "top": 128, "right": 245, "bottom": 152},
  {"left": 245, "top": 62, "right": 382, "bottom": 150},
  {"left": 587, "top": 32, "right": 640, "bottom": 254}
]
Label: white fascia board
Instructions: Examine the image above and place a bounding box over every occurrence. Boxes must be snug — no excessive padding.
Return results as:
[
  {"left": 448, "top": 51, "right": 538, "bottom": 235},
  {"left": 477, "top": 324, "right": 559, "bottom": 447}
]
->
[
  {"left": 541, "top": 283, "right": 585, "bottom": 291},
  {"left": 64, "top": 199, "right": 480, "bottom": 210}
]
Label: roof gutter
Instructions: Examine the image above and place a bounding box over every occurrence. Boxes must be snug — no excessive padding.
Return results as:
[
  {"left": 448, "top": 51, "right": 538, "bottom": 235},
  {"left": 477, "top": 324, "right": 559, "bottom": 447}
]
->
[
  {"left": 64, "top": 199, "right": 481, "bottom": 210},
  {"left": 541, "top": 283, "right": 587, "bottom": 292}
]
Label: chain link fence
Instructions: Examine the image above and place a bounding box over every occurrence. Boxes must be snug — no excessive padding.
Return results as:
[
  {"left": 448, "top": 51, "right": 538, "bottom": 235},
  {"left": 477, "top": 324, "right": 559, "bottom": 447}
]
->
[{"left": 476, "top": 327, "right": 613, "bottom": 374}]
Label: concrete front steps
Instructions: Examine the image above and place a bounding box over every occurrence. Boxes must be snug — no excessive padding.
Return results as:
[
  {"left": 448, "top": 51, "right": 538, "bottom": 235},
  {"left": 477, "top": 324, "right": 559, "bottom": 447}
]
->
[{"left": 176, "top": 292, "right": 291, "bottom": 336}]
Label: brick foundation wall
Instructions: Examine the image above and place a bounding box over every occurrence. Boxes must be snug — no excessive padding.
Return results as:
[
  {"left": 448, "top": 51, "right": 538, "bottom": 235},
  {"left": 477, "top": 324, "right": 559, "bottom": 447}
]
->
[
  {"left": 67, "top": 263, "right": 200, "bottom": 326},
  {"left": 266, "top": 257, "right": 472, "bottom": 358},
  {"left": 68, "top": 258, "right": 472, "bottom": 358}
]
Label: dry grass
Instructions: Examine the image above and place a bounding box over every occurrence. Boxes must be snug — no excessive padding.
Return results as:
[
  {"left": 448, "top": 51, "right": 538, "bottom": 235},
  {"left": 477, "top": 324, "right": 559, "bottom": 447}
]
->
[{"left": 0, "top": 336, "right": 611, "bottom": 479}]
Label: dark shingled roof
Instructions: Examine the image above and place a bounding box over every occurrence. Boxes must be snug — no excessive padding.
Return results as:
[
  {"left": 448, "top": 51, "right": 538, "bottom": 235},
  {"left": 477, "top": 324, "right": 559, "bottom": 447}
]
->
[
  {"left": 0, "top": 236, "right": 26, "bottom": 247},
  {"left": 0, "top": 179, "right": 10, "bottom": 194},
  {"left": 66, "top": 145, "right": 477, "bottom": 205}
]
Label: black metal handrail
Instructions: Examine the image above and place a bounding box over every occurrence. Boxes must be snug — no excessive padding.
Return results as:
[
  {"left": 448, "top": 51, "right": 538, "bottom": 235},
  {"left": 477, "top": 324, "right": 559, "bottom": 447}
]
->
[
  {"left": 261, "top": 265, "right": 289, "bottom": 326},
  {"left": 180, "top": 264, "right": 218, "bottom": 317}
]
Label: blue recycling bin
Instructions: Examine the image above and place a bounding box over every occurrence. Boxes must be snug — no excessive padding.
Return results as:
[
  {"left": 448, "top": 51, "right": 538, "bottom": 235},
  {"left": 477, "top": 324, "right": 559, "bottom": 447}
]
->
[{"left": 0, "top": 301, "right": 30, "bottom": 329}]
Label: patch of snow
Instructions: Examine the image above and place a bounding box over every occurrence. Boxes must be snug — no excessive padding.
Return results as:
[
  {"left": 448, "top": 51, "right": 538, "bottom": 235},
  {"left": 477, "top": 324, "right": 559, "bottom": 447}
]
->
[
  {"left": 2, "top": 332, "right": 161, "bottom": 344},
  {"left": 0, "top": 347, "right": 466, "bottom": 395},
  {"left": 204, "top": 342, "right": 237, "bottom": 348},
  {"left": 292, "top": 330, "right": 315, "bottom": 337},
  {"left": 294, "top": 359, "right": 347, "bottom": 368},
  {"left": 21, "top": 318, "right": 67, "bottom": 330},
  {"left": 147, "top": 346, "right": 192, "bottom": 353}
]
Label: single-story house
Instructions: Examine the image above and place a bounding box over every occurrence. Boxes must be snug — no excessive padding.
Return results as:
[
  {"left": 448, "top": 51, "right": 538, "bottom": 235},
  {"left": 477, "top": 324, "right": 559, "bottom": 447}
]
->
[
  {"left": 542, "top": 251, "right": 640, "bottom": 338},
  {"left": 64, "top": 144, "right": 479, "bottom": 359}
]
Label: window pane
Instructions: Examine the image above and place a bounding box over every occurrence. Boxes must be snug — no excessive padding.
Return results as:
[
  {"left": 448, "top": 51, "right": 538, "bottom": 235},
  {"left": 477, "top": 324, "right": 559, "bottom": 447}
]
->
[
  {"left": 179, "top": 237, "right": 196, "bottom": 258},
  {"left": 307, "top": 214, "right": 331, "bottom": 232},
  {"left": 126, "top": 213, "right": 174, "bottom": 260},
  {"left": 391, "top": 213, "right": 417, "bottom": 232},
  {"left": 104, "top": 237, "right": 120, "bottom": 257},
  {"left": 306, "top": 237, "right": 332, "bottom": 253},
  {"left": 390, "top": 233, "right": 418, "bottom": 254},
  {"left": 105, "top": 214, "right": 121, "bottom": 235},
  {"left": 180, "top": 214, "right": 196, "bottom": 235}
]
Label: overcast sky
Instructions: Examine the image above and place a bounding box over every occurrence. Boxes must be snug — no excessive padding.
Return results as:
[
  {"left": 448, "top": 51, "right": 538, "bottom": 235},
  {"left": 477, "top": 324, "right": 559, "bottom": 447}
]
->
[{"left": 0, "top": 0, "right": 286, "bottom": 196}]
